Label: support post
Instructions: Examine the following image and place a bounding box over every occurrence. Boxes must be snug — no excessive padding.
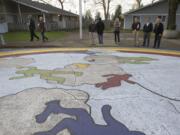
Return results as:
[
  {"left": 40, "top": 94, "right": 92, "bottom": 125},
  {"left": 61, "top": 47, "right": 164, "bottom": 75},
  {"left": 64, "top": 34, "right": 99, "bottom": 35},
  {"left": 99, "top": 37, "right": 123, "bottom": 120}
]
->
[
  {"left": 18, "top": 3, "right": 23, "bottom": 24},
  {"left": 43, "top": 13, "right": 46, "bottom": 22},
  {"left": 79, "top": 0, "right": 83, "bottom": 39},
  {"left": 0, "top": 34, "right": 5, "bottom": 45}
]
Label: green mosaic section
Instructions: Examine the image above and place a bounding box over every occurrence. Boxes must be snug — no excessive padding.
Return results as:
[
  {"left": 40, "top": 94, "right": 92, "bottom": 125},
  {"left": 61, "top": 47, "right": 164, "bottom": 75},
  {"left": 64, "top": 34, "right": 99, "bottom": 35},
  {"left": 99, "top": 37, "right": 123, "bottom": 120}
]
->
[
  {"left": 10, "top": 67, "right": 83, "bottom": 84},
  {"left": 117, "top": 57, "right": 156, "bottom": 64}
]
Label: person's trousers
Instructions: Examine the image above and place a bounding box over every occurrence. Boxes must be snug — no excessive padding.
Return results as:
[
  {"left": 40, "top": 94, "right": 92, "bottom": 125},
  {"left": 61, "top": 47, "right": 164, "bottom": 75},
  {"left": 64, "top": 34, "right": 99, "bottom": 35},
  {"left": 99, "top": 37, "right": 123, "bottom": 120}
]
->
[
  {"left": 114, "top": 31, "right": 120, "bottom": 43},
  {"left": 89, "top": 32, "right": 95, "bottom": 45},
  {"left": 133, "top": 31, "right": 140, "bottom": 46},
  {"left": 41, "top": 31, "right": 48, "bottom": 41},
  {"left": 30, "top": 29, "right": 39, "bottom": 41},
  {"left": 154, "top": 34, "right": 162, "bottom": 48},
  {"left": 143, "top": 32, "right": 151, "bottom": 47},
  {"left": 98, "top": 34, "right": 103, "bottom": 44}
]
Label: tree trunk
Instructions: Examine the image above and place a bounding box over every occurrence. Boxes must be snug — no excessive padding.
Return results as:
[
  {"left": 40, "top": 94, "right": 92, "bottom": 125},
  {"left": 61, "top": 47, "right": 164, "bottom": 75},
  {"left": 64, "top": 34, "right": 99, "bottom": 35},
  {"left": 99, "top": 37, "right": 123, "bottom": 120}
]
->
[
  {"left": 167, "top": 0, "right": 178, "bottom": 30},
  {"left": 61, "top": 3, "right": 64, "bottom": 10}
]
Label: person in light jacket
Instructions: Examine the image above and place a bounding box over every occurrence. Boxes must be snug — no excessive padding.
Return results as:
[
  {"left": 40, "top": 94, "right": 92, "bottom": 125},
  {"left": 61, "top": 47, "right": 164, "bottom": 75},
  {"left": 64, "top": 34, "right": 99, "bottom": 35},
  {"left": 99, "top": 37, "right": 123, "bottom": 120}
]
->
[
  {"left": 132, "top": 17, "right": 141, "bottom": 47},
  {"left": 114, "top": 18, "right": 121, "bottom": 45}
]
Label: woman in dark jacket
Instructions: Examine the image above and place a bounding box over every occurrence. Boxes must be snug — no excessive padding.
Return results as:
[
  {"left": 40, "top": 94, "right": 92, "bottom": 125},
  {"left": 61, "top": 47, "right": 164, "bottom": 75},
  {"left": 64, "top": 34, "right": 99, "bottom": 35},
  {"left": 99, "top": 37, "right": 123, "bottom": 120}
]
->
[{"left": 89, "top": 21, "right": 96, "bottom": 45}]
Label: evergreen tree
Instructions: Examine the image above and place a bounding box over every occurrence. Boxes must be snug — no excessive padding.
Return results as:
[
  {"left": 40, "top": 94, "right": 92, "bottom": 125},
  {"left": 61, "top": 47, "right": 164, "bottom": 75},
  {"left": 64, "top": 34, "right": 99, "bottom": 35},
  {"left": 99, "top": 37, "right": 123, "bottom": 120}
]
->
[
  {"left": 167, "top": 0, "right": 179, "bottom": 30},
  {"left": 113, "top": 5, "right": 122, "bottom": 20}
]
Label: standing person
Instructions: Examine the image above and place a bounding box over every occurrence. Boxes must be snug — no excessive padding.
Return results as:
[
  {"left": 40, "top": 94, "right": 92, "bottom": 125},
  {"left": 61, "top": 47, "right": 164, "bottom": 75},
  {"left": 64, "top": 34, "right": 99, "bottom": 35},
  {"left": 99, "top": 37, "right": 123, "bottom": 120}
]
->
[
  {"left": 153, "top": 17, "right": 164, "bottom": 49},
  {"left": 88, "top": 21, "right": 96, "bottom": 45},
  {"left": 38, "top": 16, "right": 48, "bottom": 42},
  {"left": 96, "top": 18, "right": 105, "bottom": 45},
  {"left": 132, "top": 17, "right": 141, "bottom": 47},
  {"left": 114, "top": 18, "right": 121, "bottom": 45},
  {"left": 142, "top": 18, "right": 153, "bottom": 47},
  {"left": 0, "top": 16, "right": 7, "bottom": 45},
  {"left": 28, "top": 15, "right": 39, "bottom": 42}
]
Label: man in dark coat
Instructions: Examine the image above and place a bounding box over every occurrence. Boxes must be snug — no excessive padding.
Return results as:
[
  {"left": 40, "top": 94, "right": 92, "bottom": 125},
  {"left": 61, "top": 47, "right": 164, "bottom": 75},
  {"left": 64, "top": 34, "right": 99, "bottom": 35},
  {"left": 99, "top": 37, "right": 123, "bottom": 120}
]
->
[
  {"left": 153, "top": 17, "right": 164, "bottom": 49},
  {"left": 96, "top": 18, "right": 105, "bottom": 45},
  {"left": 28, "top": 15, "right": 39, "bottom": 41},
  {"left": 142, "top": 18, "right": 153, "bottom": 47}
]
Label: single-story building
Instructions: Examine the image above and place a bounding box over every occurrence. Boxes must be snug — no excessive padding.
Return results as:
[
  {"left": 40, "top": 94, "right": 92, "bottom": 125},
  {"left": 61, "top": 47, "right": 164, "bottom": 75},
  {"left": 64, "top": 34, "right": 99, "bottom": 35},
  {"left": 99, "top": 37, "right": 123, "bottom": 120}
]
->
[
  {"left": 0, "top": 0, "right": 79, "bottom": 31},
  {"left": 123, "top": 0, "right": 180, "bottom": 31}
]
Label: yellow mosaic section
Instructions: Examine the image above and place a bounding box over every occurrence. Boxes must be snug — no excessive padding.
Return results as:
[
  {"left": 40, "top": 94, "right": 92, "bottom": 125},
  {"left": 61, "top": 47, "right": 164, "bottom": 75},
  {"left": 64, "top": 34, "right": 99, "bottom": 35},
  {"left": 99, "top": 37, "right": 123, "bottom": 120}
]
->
[
  {"left": 0, "top": 47, "right": 180, "bottom": 57},
  {"left": 73, "top": 64, "right": 90, "bottom": 69}
]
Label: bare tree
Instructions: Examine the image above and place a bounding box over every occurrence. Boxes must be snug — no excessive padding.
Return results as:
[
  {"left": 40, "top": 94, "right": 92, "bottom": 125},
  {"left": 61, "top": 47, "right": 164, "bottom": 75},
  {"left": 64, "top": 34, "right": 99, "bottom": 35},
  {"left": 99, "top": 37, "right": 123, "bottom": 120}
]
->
[
  {"left": 57, "top": 0, "right": 65, "bottom": 10},
  {"left": 39, "top": 0, "right": 65, "bottom": 10},
  {"left": 135, "top": 0, "right": 142, "bottom": 8},
  {"left": 151, "top": 0, "right": 159, "bottom": 4},
  {"left": 94, "top": 0, "right": 113, "bottom": 21},
  {"left": 151, "top": 0, "right": 156, "bottom": 3}
]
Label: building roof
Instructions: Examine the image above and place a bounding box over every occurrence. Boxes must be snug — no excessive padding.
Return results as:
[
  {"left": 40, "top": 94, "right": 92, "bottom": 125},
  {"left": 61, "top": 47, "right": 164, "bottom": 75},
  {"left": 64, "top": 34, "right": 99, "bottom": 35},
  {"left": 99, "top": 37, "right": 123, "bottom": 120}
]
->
[
  {"left": 11, "top": 0, "right": 78, "bottom": 17},
  {"left": 124, "top": 0, "right": 167, "bottom": 15}
]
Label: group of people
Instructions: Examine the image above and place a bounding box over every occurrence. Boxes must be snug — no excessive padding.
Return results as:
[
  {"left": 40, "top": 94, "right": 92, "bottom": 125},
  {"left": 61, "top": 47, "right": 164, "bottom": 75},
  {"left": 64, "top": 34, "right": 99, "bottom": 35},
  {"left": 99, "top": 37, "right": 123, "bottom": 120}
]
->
[
  {"left": 28, "top": 15, "right": 48, "bottom": 42},
  {"left": 88, "top": 17, "right": 121, "bottom": 45},
  {"left": 89, "top": 16, "right": 164, "bottom": 49},
  {"left": 132, "top": 16, "right": 164, "bottom": 48},
  {"left": 89, "top": 18, "right": 105, "bottom": 45}
]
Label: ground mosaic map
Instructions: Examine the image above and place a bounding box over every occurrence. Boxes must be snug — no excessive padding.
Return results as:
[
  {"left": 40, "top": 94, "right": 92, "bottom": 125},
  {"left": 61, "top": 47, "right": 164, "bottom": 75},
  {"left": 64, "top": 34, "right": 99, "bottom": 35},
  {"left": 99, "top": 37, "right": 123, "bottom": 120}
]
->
[{"left": 0, "top": 49, "right": 180, "bottom": 135}]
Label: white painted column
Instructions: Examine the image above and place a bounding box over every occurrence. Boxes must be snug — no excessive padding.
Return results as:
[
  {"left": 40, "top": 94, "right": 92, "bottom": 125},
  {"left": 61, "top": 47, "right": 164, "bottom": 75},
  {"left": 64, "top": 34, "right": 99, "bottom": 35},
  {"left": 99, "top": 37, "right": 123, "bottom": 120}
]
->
[
  {"left": 79, "top": 0, "right": 83, "bottom": 39},
  {"left": 0, "top": 34, "right": 5, "bottom": 45},
  {"left": 43, "top": 13, "right": 46, "bottom": 22},
  {"left": 17, "top": 3, "right": 23, "bottom": 24},
  {"left": 84, "top": 0, "right": 86, "bottom": 15}
]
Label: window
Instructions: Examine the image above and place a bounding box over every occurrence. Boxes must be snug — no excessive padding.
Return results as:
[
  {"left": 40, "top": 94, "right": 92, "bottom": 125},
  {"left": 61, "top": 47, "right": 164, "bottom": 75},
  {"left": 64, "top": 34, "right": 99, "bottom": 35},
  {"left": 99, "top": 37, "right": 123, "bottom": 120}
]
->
[
  {"left": 162, "top": 16, "right": 166, "bottom": 22},
  {"left": 133, "top": 16, "right": 140, "bottom": 22},
  {"left": 157, "top": 16, "right": 166, "bottom": 22},
  {"left": 58, "top": 15, "right": 62, "bottom": 21}
]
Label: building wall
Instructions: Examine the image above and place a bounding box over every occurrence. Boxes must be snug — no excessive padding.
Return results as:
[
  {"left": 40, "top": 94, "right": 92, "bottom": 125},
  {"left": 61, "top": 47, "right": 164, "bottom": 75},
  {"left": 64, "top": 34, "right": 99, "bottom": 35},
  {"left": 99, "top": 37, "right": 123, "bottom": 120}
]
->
[
  {"left": 124, "top": 1, "right": 180, "bottom": 31},
  {"left": 1, "top": 0, "right": 79, "bottom": 31},
  {"left": 176, "top": 15, "right": 180, "bottom": 30},
  {"left": 50, "top": 15, "right": 79, "bottom": 31},
  {"left": 129, "top": 1, "right": 168, "bottom": 15}
]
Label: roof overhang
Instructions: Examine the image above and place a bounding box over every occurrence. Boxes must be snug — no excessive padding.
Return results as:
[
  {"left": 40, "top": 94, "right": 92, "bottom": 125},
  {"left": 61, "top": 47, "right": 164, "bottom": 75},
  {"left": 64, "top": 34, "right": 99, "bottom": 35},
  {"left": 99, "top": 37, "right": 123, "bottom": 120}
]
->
[
  {"left": 123, "top": 0, "right": 167, "bottom": 16},
  {"left": 12, "top": 0, "right": 50, "bottom": 13}
]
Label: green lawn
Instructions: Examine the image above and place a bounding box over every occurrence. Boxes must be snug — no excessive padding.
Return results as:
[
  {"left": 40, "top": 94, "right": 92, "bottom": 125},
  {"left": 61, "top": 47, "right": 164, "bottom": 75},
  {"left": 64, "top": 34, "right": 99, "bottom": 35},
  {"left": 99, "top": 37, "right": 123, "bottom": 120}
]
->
[{"left": 4, "top": 31, "right": 68, "bottom": 42}]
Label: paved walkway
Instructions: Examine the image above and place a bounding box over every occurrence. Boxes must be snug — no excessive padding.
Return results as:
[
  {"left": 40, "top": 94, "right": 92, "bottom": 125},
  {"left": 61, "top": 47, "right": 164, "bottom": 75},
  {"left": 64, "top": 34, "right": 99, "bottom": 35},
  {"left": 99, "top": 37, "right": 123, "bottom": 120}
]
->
[
  {"left": 0, "top": 48, "right": 180, "bottom": 135},
  {"left": 1, "top": 32, "right": 180, "bottom": 51}
]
